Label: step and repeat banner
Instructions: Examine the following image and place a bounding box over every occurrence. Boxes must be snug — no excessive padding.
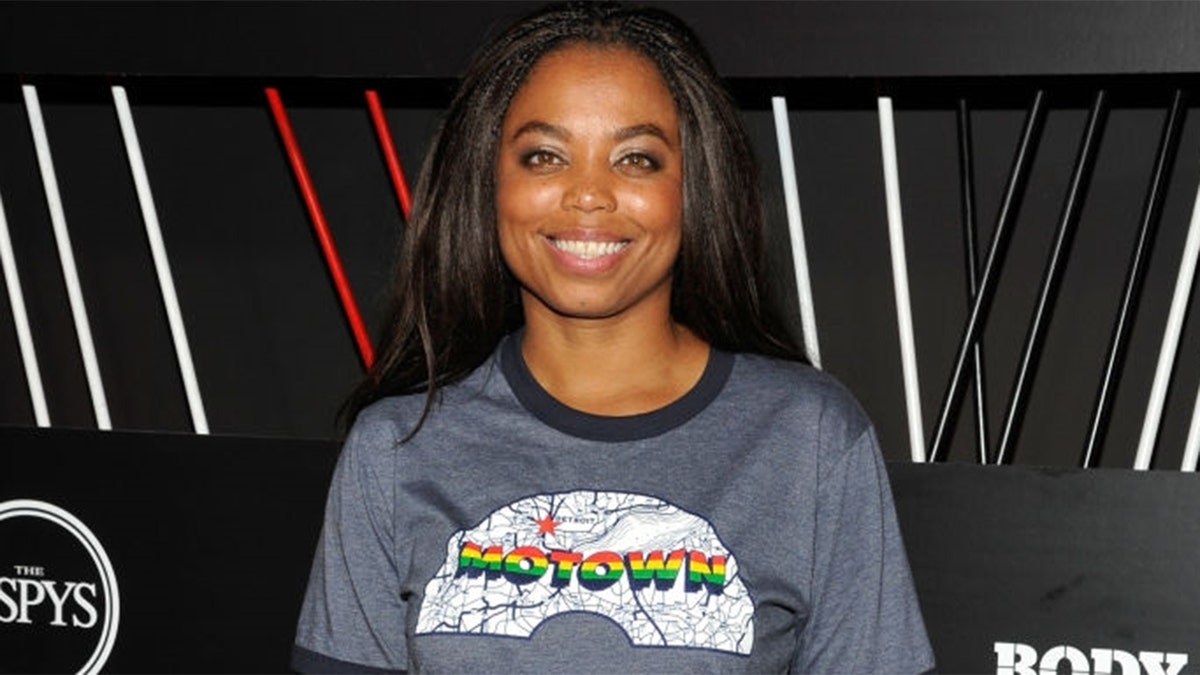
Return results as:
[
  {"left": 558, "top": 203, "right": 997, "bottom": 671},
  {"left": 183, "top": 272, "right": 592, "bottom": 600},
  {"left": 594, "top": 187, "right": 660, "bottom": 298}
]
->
[
  {"left": 0, "top": 426, "right": 338, "bottom": 673},
  {"left": 2, "top": 426, "right": 1197, "bottom": 673},
  {"left": 888, "top": 463, "right": 1198, "bottom": 674}
]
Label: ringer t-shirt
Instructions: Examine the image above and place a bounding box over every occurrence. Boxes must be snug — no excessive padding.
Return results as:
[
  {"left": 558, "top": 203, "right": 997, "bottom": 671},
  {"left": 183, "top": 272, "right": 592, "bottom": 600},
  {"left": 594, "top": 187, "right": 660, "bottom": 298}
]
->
[{"left": 293, "top": 334, "right": 935, "bottom": 673}]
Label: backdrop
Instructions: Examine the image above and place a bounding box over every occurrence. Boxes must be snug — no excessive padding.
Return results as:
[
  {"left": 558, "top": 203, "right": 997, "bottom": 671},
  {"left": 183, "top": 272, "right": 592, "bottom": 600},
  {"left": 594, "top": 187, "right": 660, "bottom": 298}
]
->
[{"left": 2, "top": 2, "right": 1199, "bottom": 672}]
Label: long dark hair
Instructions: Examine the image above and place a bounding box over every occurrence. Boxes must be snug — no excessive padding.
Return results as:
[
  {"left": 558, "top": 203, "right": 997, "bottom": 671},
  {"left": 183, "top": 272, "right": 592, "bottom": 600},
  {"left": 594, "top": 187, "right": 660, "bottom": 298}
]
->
[{"left": 343, "top": 2, "right": 807, "bottom": 436}]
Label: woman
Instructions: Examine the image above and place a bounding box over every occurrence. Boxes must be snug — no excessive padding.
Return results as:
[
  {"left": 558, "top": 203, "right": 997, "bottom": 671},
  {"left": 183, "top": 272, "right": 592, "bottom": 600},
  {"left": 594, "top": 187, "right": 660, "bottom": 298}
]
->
[{"left": 293, "top": 3, "right": 934, "bottom": 673}]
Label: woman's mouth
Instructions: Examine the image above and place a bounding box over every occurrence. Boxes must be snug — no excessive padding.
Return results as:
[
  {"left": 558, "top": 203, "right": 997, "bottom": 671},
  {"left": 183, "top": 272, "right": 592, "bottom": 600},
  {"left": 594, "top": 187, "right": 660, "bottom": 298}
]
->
[{"left": 549, "top": 238, "right": 630, "bottom": 260}]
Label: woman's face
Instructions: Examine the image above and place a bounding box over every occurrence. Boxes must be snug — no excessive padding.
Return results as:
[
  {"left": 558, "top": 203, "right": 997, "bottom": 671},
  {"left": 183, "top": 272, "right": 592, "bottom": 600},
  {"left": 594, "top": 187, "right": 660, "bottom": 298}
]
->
[{"left": 496, "top": 44, "right": 684, "bottom": 324}]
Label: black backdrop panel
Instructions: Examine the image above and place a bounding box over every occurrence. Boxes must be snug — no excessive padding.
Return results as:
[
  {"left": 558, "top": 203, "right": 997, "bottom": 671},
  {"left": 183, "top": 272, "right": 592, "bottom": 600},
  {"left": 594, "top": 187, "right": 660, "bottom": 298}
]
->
[
  {"left": 0, "top": 426, "right": 338, "bottom": 673},
  {"left": 890, "top": 462, "right": 1200, "bottom": 672},
  {"left": 5, "top": 2, "right": 1200, "bottom": 78},
  {"left": 7, "top": 5, "right": 1200, "bottom": 464},
  {"left": 3, "top": 427, "right": 1198, "bottom": 672}
]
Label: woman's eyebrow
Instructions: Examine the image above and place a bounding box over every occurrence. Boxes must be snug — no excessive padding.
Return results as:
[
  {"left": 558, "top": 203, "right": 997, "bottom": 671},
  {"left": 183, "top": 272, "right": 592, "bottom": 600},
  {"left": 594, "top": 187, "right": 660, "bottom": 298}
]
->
[
  {"left": 510, "top": 120, "right": 570, "bottom": 142},
  {"left": 509, "top": 120, "right": 673, "bottom": 146},
  {"left": 613, "top": 123, "right": 671, "bottom": 145}
]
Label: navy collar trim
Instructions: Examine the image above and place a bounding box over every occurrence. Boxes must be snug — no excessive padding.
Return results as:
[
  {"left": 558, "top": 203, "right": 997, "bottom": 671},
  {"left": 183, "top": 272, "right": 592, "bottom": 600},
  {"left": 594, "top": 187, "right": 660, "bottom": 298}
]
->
[{"left": 499, "top": 331, "right": 733, "bottom": 443}]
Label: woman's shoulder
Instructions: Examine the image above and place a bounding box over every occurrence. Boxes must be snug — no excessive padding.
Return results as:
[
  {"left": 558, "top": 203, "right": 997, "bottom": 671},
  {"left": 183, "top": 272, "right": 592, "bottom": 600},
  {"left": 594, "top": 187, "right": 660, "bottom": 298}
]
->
[
  {"left": 727, "top": 352, "right": 872, "bottom": 439},
  {"left": 352, "top": 394, "right": 420, "bottom": 434},
  {"left": 730, "top": 352, "right": 859, "bottom": 403},
  {"left": 338, "top": 397, "right": 414, "bottom": 463},
  {"left": 346, "top": 358, "right": 506, "bottom": 446}
]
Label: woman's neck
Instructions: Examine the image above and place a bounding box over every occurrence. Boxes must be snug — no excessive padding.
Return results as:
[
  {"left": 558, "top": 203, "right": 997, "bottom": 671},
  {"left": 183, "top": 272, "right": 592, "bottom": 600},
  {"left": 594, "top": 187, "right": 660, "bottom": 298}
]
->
[{"left": 518, "top": 305, "right": 710, "bottom": 416}]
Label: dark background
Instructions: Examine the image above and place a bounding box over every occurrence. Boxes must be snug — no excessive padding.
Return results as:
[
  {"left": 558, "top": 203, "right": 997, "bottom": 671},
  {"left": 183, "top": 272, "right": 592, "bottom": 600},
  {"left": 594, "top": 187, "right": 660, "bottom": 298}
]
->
[
  {"left": 4, "top": 2, "right": 1200, "bottom": 468},
  {"left": 3, "top": 2, "right": 1200, "bottom": 671}
]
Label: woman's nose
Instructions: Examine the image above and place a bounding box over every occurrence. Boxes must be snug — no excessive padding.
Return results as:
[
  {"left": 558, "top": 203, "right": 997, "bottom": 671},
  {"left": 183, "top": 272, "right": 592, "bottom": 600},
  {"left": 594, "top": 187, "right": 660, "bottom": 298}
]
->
[{"left": 562, "top": 165, "right": 617, "bottom": 213}]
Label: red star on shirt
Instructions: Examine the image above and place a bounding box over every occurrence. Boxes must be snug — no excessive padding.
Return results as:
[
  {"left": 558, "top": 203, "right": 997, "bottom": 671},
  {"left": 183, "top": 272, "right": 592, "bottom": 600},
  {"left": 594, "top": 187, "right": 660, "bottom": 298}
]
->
[{"left": 534, "top": 513, "right": 559, "bottom": 536}]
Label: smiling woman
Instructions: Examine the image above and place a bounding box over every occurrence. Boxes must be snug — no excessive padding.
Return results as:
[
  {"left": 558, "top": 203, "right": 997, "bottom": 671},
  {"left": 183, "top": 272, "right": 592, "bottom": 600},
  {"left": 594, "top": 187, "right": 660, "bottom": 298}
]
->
[
  {"left": 495, "top": 44, "right": 702, "bottom": 414},
  {"left": 293, "top": 2, "right": 934, "bottom": 673},
  {"left": 496, "top": 46, "right": 684, "bottom": 324}
]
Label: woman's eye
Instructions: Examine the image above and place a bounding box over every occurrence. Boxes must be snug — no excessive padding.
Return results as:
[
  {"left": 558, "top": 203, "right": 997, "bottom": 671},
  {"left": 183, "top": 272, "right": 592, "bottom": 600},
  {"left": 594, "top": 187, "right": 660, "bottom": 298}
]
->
[
  {"left": 617, "top": 153, "right": 660, "bottom": 171},
  {"left": 521, "top": 150, "right": 564, "bottom": 169}
]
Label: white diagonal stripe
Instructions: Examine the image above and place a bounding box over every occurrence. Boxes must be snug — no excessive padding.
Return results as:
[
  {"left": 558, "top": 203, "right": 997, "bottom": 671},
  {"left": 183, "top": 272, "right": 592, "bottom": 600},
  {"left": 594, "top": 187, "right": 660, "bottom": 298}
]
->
[
  {"left": 772, "top": 96, "right": 821, "bottom": 369},
  {"left": 878, "top": 97, "right": 926, "bottom": 463},
  {"left": 112, "top": 85, "right": 209, "bottom": 434},
  {"left": 0, "top": 189, "right": 50, "bottom": 426},
  {"left": 23, "top": 84, "right": 111, "bottom": 430}
]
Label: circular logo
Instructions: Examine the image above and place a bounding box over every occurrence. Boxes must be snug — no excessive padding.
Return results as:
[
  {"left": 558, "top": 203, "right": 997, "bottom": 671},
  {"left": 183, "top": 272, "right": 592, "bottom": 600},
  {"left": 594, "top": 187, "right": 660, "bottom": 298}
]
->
[{"left": 0, "top": 499, "right": 120, "bottom": 674}]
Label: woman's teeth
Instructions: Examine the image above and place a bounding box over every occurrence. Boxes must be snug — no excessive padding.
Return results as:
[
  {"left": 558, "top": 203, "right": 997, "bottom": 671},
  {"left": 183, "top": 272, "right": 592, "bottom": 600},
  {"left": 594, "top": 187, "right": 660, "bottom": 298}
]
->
[{"left": 551, "top": 239, "right": 629, "bottom": 259}]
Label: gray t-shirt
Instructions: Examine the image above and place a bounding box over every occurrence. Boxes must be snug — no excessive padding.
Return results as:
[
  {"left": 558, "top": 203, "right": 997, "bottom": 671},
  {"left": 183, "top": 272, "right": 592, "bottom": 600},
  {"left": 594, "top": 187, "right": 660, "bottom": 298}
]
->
[{"left": 294, "top": 336, "right": 934, "bottom": 673}]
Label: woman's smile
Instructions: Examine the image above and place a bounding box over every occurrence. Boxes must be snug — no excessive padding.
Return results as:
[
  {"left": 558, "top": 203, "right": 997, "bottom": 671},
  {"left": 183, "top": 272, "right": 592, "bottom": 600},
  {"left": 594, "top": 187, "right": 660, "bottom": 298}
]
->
[
  {"left": 547, "top": 237, "right": 630, "bottom": 261},
  {"left": 544, "top": 234, "right": 633, "bottom": 275}
]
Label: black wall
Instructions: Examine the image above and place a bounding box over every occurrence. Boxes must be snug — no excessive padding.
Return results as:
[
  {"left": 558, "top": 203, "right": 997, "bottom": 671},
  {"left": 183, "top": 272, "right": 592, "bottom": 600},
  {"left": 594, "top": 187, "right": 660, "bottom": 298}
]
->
[
  {"left": 4, "top": 3, "right": 1200, "bottom": 466},
  {"left": 6, "top": 2, "right": 1200, "bottom": 79},
  {"left": 4, "top": 3, "right": 1200, "bottom": 672}
]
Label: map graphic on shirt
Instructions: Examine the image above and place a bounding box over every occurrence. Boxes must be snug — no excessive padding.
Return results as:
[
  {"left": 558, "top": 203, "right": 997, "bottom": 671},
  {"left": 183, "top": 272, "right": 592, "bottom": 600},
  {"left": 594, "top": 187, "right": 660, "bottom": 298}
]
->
[{"left": 415, "top": 490, "right": 754, "bottom": 655}]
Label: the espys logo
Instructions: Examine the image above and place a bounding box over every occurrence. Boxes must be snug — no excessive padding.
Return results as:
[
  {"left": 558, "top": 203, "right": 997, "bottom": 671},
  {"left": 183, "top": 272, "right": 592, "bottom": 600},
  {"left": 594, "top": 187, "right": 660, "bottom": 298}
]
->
[
  {"left": 0, "top": 499, "right": 120, "bottom": 674},
  {"left": 996, "top": 641, "right": 1190, "bottom": 675}
]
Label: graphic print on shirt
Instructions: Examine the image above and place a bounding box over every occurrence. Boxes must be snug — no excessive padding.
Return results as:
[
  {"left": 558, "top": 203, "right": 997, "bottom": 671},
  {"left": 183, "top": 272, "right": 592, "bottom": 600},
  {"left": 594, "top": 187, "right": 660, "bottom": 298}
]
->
[{"left": 415, "top": 490, "right": 753, "bottom": 655}]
